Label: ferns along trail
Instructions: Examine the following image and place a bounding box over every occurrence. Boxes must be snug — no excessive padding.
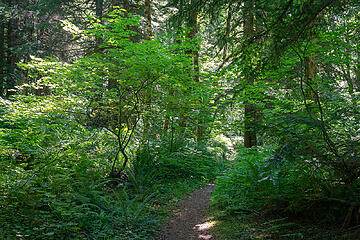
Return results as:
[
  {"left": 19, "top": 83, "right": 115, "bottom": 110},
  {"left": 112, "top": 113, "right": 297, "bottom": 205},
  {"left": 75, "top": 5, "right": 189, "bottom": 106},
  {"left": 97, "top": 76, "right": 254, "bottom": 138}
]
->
[{"left": 1, "top": 0, "right": 360, "bottom": 239}]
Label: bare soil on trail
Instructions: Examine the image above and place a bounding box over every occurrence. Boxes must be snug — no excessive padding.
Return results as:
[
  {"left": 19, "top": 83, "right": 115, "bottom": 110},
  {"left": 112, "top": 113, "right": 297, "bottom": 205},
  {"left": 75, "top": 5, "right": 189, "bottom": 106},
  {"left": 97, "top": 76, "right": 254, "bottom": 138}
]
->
[{"left": 158, "top": 184, "right": 216, "bottom": 240}]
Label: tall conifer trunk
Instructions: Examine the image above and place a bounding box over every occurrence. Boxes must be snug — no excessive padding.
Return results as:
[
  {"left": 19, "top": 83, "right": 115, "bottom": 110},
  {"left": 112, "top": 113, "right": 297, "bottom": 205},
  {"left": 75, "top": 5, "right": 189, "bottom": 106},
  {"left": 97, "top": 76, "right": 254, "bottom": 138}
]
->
[
  {"left": 6, "top": 0, "right": 19, "bottom": 97},
  {"left": 185, "top": 1, "right": 199, "bottom": 82},
  {"left": 185, "top": 0, "right": 204, "bottom": 140},
  {"left": 243, "top": 0, "right": 257, "bottom": 148},
  {"left": 223, "top": 3, "right": 232, "bottom": 61}
]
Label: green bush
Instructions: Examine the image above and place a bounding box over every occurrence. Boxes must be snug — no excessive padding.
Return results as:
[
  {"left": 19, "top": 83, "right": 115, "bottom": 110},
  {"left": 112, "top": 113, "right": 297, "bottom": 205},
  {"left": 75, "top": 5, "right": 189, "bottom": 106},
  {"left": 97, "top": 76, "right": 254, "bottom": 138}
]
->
[
  {"left": 153, "top": 140, "right": 225, "bottom": 181},
  {"left": 212, "top": 145, "right": 357, "bottom": 222},
  {"left": 212, "top": 147, "right": 274, "bottom": 213}
]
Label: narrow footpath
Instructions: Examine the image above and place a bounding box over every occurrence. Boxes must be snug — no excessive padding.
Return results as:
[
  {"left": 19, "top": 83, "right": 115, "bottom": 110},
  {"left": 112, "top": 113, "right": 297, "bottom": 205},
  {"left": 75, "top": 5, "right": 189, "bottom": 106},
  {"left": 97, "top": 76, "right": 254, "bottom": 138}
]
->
[{"left": 158, "top": 184, "right": 215, "bottom": 240}]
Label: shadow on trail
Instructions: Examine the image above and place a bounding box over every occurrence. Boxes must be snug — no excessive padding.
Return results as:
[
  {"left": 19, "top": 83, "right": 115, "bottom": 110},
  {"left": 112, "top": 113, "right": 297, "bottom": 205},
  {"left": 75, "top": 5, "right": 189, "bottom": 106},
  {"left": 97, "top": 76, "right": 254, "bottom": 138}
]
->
[{"left": 158, "top": 184, "right": 216, "bottom": 240}]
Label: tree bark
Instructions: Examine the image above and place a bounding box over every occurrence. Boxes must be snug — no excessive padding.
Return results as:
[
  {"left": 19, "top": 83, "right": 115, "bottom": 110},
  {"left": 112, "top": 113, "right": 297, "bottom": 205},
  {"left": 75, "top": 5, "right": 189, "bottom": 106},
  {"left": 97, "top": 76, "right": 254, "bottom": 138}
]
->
[
  {"left": 123, "top": 0, "right": 130, "bottom": 11},
  {"left": 305, "top": 55, "right": 318, "bottom": 113},
  {"left": 95, "top": 0, "right": 103, "bottom": 46},
  {"left": 6, "top": 0, "right": 19, "bottom": 97},
  {"left": 0, "top": 21, "right": 5, "bottom": 96},
  {"left": 185, "top": 1, "right": 199, "bottom": 82},
  {"left": 223, "top": 3, "right": 232, "bottom": 61},
  {"left": 243, "top": 0, "right": 257, "bottom": 148},
  {"left": 356, "top": 67, "right": 360, "bottom": 90},
  {"left": 184, "top": 0, "right": 204, "bottom": 140},
  {"left": 177, "top": 0, "right": 187, "bottom": 136},
  {"left": 143, "top": 0, "right": 153, "bottom": 143},
  {"left": 145, "top": 0, "right": 152, "bottom": 40},
  {"left": 95, "top": 0, "right": 103, "bottom": 18}
]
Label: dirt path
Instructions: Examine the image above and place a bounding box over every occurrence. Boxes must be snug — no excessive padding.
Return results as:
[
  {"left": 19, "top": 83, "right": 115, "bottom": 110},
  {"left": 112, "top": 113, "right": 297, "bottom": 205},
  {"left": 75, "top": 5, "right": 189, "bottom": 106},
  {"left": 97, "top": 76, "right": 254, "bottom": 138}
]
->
[{"left": 158, "top": 184, "right": 215, "bottom": 240}]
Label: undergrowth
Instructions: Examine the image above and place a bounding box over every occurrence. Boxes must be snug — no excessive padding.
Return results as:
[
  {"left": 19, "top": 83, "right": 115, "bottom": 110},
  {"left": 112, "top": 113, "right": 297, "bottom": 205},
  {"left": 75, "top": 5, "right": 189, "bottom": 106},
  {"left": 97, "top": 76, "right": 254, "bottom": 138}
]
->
[
  {"left": 210, "top": 145, "right": 360, "bottom": 240},
  {"left": 0, "top": 111, "right": 225, "bottom": 239}
]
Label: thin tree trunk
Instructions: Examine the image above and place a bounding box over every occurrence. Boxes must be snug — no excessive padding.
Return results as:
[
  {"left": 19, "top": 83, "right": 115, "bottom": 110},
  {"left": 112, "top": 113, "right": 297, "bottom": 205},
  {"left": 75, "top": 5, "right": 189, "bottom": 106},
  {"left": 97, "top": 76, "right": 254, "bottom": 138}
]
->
[
  {"left": 143, "top": 0, "right": 153, "bottom": 143},
  {"left": 356, "top": 67, "right": 360, "bottom": 90},
  {"left": 123, "top": 0, "right": 130, "bottom": 11},
  {"left": 95, "top": 0, "right": 103, "bottom": 46},
  {"left": 0, "top": 21, "right": 5, "bottom": 96},
  {"left": 95, "top": 0, "right": 103, "bottom": 19},
  {"left": 184, "top": 0, "right": 204, "bottom": 140},
  {"left": 344, "top": 65, "right": 355, "bottom": 100},
  {"left": 223, "top": 3, "right": 232, "bottom": 61},
  {"left": 163, "top": 116, "right": 169, "bottom": 136},
  {"left": 177, "top": 0, "right": 187, "bottom": 136},
  {"left": 177, "top": 0, "right": 184, "bottom": 29},
  {"left": 305, "top": 55, "right": 318, "bottom": 113},
  {"left": 162, "top": 88, "right": 175, "bottom": 136},
  {"left": 145, "top": 0, "right": 152, "bottom": 40},
  {"left": 243, "top": 0, "right": 257, "bottom": 148},
  {"left": 185, "top": 2, "right": 199, "bottom": 82}
]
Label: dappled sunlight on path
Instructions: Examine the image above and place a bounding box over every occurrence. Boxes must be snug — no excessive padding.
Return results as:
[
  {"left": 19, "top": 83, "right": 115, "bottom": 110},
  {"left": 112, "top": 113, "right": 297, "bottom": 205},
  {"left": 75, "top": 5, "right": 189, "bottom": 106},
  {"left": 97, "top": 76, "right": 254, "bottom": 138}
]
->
[
  {"left": 158, "top": 184, "right": 216, "bottom": 240},
  {"left": 193, "top": 218, "right": 216, "bottom": 239}
]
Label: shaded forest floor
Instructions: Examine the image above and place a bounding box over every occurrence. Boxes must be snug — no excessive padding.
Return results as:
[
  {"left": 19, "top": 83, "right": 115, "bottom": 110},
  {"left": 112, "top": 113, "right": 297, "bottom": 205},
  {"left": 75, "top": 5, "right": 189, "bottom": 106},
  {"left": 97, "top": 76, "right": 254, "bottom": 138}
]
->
[
  {"left": 158, "top": 184, "right": 215, "bottom": 240},
  {"left": 207, "top": 210, "right": 360, "bottom": 240},
  {"left": 155, "top": 143, "right": 360, "bottom": 240}
]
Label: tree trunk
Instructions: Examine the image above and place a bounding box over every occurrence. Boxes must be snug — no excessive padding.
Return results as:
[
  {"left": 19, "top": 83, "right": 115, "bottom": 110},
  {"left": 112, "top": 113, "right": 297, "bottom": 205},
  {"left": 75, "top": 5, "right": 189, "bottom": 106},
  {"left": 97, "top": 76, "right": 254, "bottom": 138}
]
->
[
  {"left": 244, "top": 104, "right": 257, "bottom": 148},
  {"left": 305, "top": 55, "right": 318, "bottom": 113},
  {"left": 6, "top": 0, "right": 19, "bottom": 97},
  {"left": 0, "top": 21, "right": 5, "bottom": 96},
  {"left": 243, "top": 0, "right": 257, "bottom": 148},
  {"left": 184, "top": 0, "right": 204, "bottom": 140},
  {"left": 95, "top": 0, "right": 103, "bottom": 46},
  {"left": 95, "top": 0, "right": 103, "bottom": 19},
  {"left": 143, "top": 0, "right": 153, "bottom": 143},
  {"left": 177, "top": 0, "right": 187, "bottom": 137},
  {"left": 145, "top": 0, "right": 152, "bottom": 40},
  {"left": 123, "top": 0, "right": 130, "bottom": 10},
  {"left": 343, "top": 65, "right": 355, "bottom": 101},
  {"left": 163, "top": 116, "right": 169, "bottom": 136},
  {"left": 185, "top": 1, "right": 199, "bottom": 82},
  {"left": 223, "top": 3, "right": 232, "bottom": 61},
  {"left": 356, "top": 67, "right": 360, "bottom": 90}
]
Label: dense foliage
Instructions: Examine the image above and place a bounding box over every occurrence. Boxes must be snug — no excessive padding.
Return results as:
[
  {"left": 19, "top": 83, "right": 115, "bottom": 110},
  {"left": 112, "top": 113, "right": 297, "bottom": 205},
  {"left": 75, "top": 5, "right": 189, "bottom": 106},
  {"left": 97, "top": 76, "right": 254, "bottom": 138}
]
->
[{"left": 1, "top": 0, "right": 360, "bottom": 239}]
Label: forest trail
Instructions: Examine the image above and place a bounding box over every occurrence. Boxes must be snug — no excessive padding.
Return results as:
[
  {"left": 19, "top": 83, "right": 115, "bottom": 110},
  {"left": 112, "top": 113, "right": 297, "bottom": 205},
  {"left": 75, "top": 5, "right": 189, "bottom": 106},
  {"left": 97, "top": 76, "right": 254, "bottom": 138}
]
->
[{"left": 158, "top": 184, "right": 216, "bottom": 240}]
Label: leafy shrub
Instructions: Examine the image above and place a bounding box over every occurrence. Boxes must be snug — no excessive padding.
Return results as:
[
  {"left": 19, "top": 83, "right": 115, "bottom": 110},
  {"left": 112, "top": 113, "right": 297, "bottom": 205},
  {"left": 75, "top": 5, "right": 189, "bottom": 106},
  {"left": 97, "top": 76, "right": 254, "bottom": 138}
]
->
[
  {"left": 152, "top": 140, "right": 225, "bottom": 181},
  {"left": 212, "top": 147, "right": 273, "bottom": 213},
  {"left": 213, "top": 143, "right": 360, "bottom": 225}
]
